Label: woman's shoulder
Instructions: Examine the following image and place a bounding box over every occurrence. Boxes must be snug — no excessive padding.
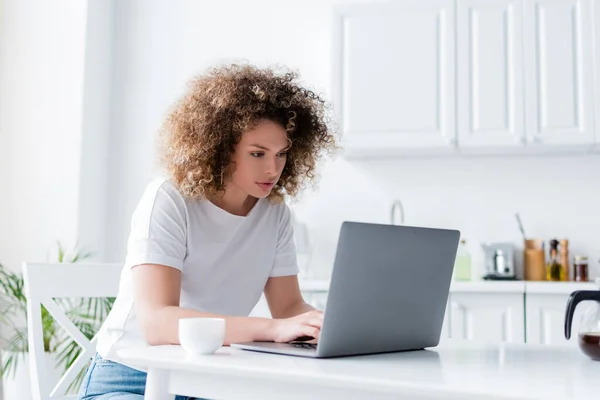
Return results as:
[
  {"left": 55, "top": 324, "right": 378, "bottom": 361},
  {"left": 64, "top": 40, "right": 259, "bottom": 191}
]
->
[
  {"left": 140, "top": 177, "right": 184, "bottom": 199},
  {"left": 136, "top": 176, "right": 188, "bottom": 212}
]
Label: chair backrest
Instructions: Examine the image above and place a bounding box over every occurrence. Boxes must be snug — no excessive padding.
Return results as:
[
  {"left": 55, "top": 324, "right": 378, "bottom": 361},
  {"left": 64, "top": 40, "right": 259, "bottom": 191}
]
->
[{"left": 22, "top": 262, "right": 122, "bottom": 400}]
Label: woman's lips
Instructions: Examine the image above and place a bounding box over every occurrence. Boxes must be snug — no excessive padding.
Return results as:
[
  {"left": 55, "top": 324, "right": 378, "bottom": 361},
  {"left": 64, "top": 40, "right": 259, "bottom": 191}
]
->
[{"left": 256, "top": 182, "right": 275, "bottom": 191}]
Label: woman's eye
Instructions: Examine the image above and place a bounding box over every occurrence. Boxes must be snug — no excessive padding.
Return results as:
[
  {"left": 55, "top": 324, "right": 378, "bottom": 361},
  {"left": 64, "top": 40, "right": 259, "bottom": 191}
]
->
[
  {"left": 251, "top": 152, "right": 264, "bottom": 158},
  {"left": 277, "top": 152, "right": 288, "bottom": 158}
]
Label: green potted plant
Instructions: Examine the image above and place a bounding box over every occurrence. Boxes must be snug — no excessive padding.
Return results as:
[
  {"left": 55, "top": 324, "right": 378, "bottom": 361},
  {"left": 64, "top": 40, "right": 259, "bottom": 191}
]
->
[{"left": 0, "top": 242, "right": 115, "bottom": 397}]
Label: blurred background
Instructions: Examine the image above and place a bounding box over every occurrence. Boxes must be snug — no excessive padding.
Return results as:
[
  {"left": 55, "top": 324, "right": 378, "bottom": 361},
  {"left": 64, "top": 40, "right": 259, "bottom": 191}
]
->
[{"left": 1, "top": 0, "right": 598, "bottom": 281}]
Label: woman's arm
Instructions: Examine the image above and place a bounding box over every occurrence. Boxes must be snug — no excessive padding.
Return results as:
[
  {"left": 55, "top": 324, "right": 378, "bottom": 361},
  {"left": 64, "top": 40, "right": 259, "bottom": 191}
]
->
[
  {"left": 264, "top": 275, "right": 316, "bottom": 318},
  {"left": 133, "top": 263, "right": 274, "bottom": 346},
  {"left": 133, "top": 264, "right": 322, "bottom": 346}
]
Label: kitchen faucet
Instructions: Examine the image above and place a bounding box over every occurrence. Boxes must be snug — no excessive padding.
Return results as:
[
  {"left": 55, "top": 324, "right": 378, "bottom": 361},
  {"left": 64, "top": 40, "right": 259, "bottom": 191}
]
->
[{"left": 390, "top": 199, "right": 404, "bottom": 225}]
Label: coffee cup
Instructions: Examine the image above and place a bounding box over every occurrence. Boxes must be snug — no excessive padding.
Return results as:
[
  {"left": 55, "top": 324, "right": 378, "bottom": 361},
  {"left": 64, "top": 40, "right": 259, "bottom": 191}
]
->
[{"left": 178, "top": 317, "right": 225, "bottom": 356}]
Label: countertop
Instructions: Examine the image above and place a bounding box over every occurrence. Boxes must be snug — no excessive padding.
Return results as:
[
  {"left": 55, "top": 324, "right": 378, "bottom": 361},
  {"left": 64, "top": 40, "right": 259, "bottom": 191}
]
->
[{"left": 299, "top": 279, "right": 598, "bottom": 294}]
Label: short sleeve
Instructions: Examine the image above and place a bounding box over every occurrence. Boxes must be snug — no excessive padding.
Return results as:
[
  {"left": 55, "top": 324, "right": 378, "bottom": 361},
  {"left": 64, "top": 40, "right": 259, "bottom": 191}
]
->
[
  {"left": 124, "top": 179, "right": 187, "bottom": 271},
  {"left": 269, "top": 204, "right": 299, "bottom": 277}
]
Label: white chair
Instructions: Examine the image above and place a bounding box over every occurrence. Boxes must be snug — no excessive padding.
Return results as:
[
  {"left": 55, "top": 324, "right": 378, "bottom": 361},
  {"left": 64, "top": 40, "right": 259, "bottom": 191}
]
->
[{"left": 22, "top": 262, "right": 123, "bottom": 400}]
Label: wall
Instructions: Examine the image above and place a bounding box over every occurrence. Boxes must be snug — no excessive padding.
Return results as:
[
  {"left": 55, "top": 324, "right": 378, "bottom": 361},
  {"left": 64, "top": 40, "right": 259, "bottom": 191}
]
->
[
  {"left": 0, "top": 0, "right": 114, "bottom": 272},
  {"left": 293, "top": 154, "right": 600, "bottom": 280},
  {"left": 77, "top": 0, "right": 114, "bottom": 261},
  {"left": 103, "top": 0, "right": 600, "bottom": 280},
  {"left": 0, "top": 0, "right": 89, "bottom": 272}
]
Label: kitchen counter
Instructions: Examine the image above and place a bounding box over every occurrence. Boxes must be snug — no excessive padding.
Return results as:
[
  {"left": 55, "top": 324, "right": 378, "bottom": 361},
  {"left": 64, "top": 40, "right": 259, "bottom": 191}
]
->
[
  {"left": 525, "top": 281, "right": 598, "bottom": 294},
  {"left": 299, "top": 279, "right": 598, "bottom": 294}
]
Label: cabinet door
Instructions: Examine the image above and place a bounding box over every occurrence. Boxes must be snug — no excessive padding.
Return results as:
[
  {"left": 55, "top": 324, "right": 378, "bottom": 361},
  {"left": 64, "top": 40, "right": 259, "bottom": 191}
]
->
[
  {"left": 450, "top": 293, "right": 525, "bottom": 343},
  {"left": 333, "top": 0, "right": 456, "bottom": 152},
  {"left": 440, "top": 299, "right": 452, "bottom": 342},
  {"left": 525, "top": 293, "right": 594, "bottom": 345},
  {"left": 523, "top": 0, "right": 595, "bottom": 146},
  {"left": 249, "top": 294, "right": 272, "bottom": 318},
  {"left": 457, "top": 0, "right": 525, "bottom": 147}
]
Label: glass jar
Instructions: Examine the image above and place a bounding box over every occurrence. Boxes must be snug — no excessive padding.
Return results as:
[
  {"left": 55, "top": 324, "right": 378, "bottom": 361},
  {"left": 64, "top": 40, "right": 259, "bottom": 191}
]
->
[{"left": 574, "top": 255, "right": 589, "bottom": 282}]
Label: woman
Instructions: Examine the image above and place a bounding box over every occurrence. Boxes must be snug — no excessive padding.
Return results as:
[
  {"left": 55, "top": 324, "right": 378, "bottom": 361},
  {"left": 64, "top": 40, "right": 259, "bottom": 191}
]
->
[{"left": 77, "top": 64, "right": 338, "bottom": 399}]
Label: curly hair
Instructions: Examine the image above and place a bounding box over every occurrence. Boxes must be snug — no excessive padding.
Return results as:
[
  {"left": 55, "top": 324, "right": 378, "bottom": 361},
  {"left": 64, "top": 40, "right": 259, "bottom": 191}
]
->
[{"left": 158, "top": 63, "right": 339, "bottom": 202}]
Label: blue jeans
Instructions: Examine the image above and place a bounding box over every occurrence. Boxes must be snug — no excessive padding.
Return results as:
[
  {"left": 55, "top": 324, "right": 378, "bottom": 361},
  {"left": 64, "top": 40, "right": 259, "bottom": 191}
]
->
[{"left": 77, "top": 353, "right": 205, "bottom": 400}]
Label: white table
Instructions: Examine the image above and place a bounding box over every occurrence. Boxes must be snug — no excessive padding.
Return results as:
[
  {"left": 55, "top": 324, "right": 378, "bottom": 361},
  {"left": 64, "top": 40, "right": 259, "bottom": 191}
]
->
[{"left": 118, "top": 340, "right": 600, "bottom": 400}]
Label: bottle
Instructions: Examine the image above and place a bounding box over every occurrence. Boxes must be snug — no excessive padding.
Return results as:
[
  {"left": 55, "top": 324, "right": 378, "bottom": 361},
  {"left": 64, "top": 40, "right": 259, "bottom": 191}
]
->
[
  {"left": 573, "top": 255, "right": 589, "bottom": 282},
  {"left": 454, "top": 239, "right": 472, "bottom": 281},
  {"left": 559, "top": 239, "right": 569, "bottom": 281},
  {"left": 546, "top": 239, "right": 564, "bottom": 281}
]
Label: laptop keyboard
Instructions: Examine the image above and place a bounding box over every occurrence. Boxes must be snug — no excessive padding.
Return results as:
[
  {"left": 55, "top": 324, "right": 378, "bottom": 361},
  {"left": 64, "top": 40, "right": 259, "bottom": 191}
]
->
[{"left": 290, "top": 342, "right": 317, "bottom": 350}]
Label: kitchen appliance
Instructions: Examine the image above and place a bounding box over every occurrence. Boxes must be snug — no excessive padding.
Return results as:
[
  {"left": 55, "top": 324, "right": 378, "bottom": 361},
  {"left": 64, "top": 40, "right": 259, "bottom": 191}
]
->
[
  {"left": 565, "top": 278, "right": 600, "bottom": 361},
  {"left": 482, "top": 242, "right": 516, "bottom": 280}
]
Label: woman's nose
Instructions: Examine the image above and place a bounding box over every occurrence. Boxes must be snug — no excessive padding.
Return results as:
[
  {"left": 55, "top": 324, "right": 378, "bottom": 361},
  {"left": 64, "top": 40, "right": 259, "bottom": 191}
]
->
[{"left": 265, "top": 157, "right": 278, "bottom": 175}]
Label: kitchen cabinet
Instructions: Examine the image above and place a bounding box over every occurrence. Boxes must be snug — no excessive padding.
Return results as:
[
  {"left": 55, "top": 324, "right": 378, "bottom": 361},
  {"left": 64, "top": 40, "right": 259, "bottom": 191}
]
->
[
  {"left": 523, "top": 0, "right": 595, "bottom": 146},
  {"left": 334, "top": 0, "right": 599, "bottom": 158},
  {"left": 525, "top": 282, "right": 597, "bottom": 345},
  {"left": 457, "top": 0, "right": 525, "bottom": 148},
  {"left": 440, "top": 301, "right": 452, "bottom": 341},
  {"left": 449, "top": 292, "right": 526, "bottom": 343},
  {"left": 525, "top": 294, "right": 580, "bottom": 345},
  {"left": 333, "top": 0, "right": 456, "bottom": 155}
]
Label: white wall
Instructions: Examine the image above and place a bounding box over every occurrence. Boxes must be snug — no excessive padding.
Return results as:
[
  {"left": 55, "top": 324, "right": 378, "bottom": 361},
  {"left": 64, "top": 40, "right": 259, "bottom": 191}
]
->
[
  {"left": 77, "top": 0, "right": 114, "bottom": 260},
  {"left": 0, "top": 0, "right": 89, "bottom": 272},
  {"left": 294, "top": 155, "right": 600, "bottom": 280},
  {"left": 102, "top": 0, "right": 600, "bottom": 280}
]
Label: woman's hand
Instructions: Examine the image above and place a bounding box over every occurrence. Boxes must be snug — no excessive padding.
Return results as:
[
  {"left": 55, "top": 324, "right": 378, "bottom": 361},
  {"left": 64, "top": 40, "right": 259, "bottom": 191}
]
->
[{"left": 270, "top": 310, "right": 324, "bottom": 343}]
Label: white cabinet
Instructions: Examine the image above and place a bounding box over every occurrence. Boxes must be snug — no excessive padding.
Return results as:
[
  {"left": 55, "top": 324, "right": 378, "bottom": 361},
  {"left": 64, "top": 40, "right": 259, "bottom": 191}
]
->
[
  {"left": 303, "top": 291, "right": 328, "bottom": 310},
  {"left": 334, "top": 0, "right": 599, "bottom": 157},
  {"left": 457, "top": 0, "right": 525, "bottom": 147},
  {"left": 525, "top": 294, "right": 575, "bottom": 345},
  {"left": 440, "top": 300, "right": 452, "bottom": 341},
  {"left": 523, "top": 0, "right": 595, "bottom": 146},
  {"left": 333, "top": 0, "right": 456, "bottom": 154},
  {"left": 525, "top": 282, "right": 597, "bottom": 345},
  {"left": 449, "top": 292, "right": 525, "bottom": 342}
]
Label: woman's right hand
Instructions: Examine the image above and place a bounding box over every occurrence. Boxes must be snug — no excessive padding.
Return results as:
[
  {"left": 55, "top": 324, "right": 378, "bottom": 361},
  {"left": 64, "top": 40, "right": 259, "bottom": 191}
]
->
[{"left": 270, "top": 310, "right": 324, "bottom": 343}]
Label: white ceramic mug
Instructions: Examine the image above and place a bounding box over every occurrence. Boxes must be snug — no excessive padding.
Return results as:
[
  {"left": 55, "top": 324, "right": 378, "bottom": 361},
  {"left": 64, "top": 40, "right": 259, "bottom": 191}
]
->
[{"left": 178, "top": 317, "right": 225, "bottom": 356}]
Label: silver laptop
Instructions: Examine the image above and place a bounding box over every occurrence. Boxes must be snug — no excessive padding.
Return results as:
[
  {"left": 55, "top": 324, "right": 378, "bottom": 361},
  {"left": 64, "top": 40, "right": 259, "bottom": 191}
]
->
[{"left": 231, "top": 221, "right": 460, "bottom": 358}]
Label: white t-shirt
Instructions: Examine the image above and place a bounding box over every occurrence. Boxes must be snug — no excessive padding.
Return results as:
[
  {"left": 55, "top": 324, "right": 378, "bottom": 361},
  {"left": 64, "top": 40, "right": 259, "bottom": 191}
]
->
[{"left": 96, "top": 178, "right": 298, "bottom": 365}]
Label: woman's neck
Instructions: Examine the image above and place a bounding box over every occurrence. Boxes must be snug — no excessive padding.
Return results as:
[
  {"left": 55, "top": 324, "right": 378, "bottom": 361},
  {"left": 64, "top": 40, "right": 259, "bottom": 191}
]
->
[{"left": 208, "top": 187, "right": 258, "bottom": 217}]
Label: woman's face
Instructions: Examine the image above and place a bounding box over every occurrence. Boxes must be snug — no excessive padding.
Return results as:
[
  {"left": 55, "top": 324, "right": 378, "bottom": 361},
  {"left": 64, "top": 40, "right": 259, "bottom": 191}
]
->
[{"left": 228, "top": 119, "right": 290, "bottom": 199}]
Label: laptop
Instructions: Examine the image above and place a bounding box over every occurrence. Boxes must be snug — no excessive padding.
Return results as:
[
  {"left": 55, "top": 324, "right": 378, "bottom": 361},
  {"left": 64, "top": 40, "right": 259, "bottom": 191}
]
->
[{"left": 231, "top": 221, "right": 460, "bottom": 358}]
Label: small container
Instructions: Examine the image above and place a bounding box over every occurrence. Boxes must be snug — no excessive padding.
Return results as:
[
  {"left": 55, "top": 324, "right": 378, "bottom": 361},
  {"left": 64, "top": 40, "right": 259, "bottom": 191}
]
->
[
  {"left": 573, "top": 256, "right": 589, "bottom": 282},
  {"left": 524, "top": 239, "right": 546, "bottom": 281}
]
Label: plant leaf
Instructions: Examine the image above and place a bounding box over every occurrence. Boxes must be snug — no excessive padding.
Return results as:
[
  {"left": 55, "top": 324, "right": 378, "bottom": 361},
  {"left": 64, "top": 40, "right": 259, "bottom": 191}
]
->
[
  {"left": 0, "top": 329, "right": 28, "bottom": 378},
  {"left": 57, "top": 241, "right": 65, "bottom": 263}
]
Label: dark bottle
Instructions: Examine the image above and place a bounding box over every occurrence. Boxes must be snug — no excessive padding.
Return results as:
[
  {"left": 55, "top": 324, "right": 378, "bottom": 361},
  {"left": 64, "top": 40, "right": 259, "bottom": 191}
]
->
[{"left": 546, "top": 239, "right": 564, "bottom": 281}]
